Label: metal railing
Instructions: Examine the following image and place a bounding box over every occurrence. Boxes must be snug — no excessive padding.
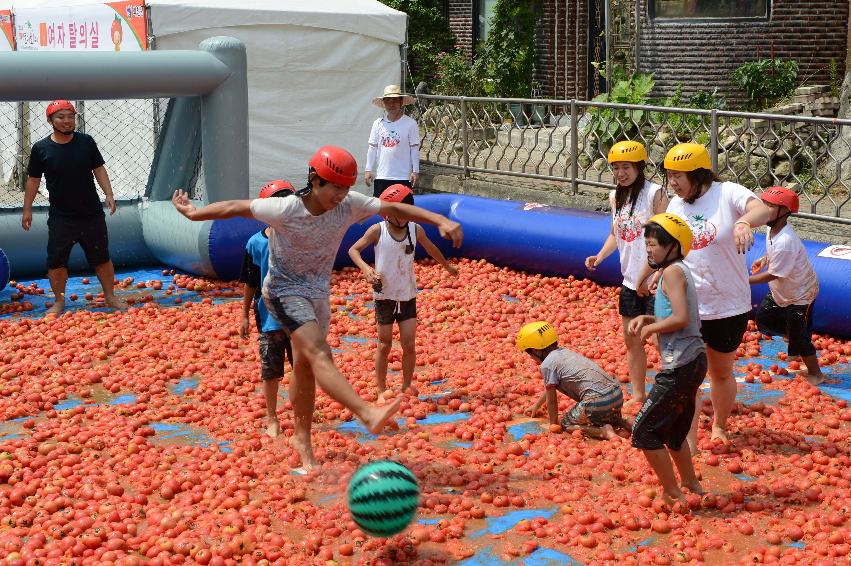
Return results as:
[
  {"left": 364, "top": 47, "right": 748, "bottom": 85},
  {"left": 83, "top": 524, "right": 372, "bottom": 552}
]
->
[
  {"left": 415, "top": 94, "right": 851, "bottom": 223},
  {"left": 0, "top": 99, "right": 205, "bottom": 210}
]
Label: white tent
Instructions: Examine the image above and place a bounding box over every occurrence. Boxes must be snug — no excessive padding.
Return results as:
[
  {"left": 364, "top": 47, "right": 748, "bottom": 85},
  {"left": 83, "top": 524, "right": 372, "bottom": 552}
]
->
[
  {"left": 0, "top": 0, "right": 407, "bottom": 197},
  {"left": 150, "top": 0, "right": 407, "bottom": 196}
]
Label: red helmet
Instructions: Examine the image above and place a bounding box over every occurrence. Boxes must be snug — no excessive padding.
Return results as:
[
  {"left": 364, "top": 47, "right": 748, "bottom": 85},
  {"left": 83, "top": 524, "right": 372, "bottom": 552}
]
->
[
  {"left": 379, "top": 184, "right": 414, "bottom": 205},
  {"left": 761, "top": 186, "right": 799, "bottom": 213},
  {"left": 46, "top": 100, "right": 76, "bottom": 120},
  {"left": 308, "top": 145, "right": 358, "bottom": 188},
  {"left": 258, "top": 180, "right": 295, "bottom": 199}
]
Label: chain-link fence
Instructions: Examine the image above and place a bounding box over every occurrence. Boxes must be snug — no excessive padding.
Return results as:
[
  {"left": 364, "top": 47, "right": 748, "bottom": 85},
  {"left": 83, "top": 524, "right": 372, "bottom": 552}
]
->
[
  {"left": 0, "top": 98, "right": 205, "bottom": 209},
  {"left": 415, "top": 95, "right": 851, "bottom": 223}
]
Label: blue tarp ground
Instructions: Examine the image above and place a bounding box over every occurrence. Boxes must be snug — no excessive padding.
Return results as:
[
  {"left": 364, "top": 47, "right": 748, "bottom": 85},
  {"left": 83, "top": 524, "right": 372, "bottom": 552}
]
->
[{"left": 0, "top": 266, "right": 239, "bottom": 319}]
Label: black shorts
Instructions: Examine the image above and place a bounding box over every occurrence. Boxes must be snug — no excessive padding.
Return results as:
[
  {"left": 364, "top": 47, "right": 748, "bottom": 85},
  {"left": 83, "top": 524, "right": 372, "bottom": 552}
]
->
[
  {"left": 699, "top": 312, "right": 749, "bottom": 354},
  {"left": 258, "top": 330, "right": 292, "bottom": 380},
  {"left": 632, "top": 353, "right": 707, "bottom": 451},
  {"left": 372, "top": 179, "right": 412, "bottom": 198},
  {"left": 619, "top": 285, "right": 655, "bottom": 318},
  {"left": 755, "top": 293, "right": 816, "bottom": 357},
  {"left": 46, "top": 214, "right": 110, "bottom": 270},
  {"left": 375, "top": 298, "right": 417, "bottom": 325}
]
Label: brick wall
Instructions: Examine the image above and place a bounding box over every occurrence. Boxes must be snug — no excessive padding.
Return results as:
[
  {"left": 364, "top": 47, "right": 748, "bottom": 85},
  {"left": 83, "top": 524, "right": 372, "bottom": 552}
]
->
[
  {"left": 447, "top": 0, "right": 590, "bottom": 98},
  {"left": 638, "top": 0, "right": 849, "bottom": 105},
  {"left": 447, "top": 0, "right": 474, "bottom": 59}
]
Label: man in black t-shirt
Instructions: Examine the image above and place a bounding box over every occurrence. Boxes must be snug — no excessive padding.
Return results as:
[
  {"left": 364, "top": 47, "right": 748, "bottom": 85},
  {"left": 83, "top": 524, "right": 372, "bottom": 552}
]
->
[{"left": 22, "top": 99, "right": 125, "bottom": 315}]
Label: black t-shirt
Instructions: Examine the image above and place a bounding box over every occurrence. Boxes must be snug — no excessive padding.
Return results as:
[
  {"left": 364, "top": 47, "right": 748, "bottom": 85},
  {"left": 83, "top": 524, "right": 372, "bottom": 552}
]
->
[{"left": 27, "top": 132, "right": 106, "bottom": 218}]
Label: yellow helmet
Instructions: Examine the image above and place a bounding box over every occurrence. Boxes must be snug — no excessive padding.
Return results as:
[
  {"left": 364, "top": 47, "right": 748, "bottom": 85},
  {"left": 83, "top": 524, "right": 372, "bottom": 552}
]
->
[
  {"left": 664, "top": 143, "right": 711, "bottom": 172},
  {"left": 647, "top": 213, "right": 693, "bottom": 258},
  {"left": 608, "top": 140, "right": 648, "bottom": 164},
  {"left": 516, "top": 321, "right": 558, "bottom": 352}
]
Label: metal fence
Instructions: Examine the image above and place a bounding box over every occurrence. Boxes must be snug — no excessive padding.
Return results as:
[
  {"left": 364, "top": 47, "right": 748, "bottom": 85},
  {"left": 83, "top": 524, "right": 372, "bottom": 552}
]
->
[
  {"left": 0, "top": 98, "right": 205, "bottom": 209},
  {"left": 415, "top": 94, "right": 851, "bottom": 223}
]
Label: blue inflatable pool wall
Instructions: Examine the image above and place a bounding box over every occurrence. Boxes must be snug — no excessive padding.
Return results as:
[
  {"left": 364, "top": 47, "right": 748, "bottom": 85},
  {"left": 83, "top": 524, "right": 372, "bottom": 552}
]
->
[{"left": 336, "top": 194, "right": 851, "bottom": 338}]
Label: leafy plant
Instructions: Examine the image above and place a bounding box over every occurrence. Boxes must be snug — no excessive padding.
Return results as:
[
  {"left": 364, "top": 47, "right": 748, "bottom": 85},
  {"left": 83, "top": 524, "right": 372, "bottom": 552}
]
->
[
  {"left": 476, "top": 0, "right": 537, "bottom": 98},
  {"left": 433, "top": 51, "right": 487, "bottom": 97},
  {"left": 690, "top": 88, "right": 726, "bottom": 110},
  {"left": 586, "top": 72, "right": 655, "bottom": 148},
  {"left": 379, "top": 0, "right": 456, "bottom": 87},
  {"left": 731, "top": 58, "right": 799, "bottom": 110},
  {"left": 829, "top": 57, "right": 840, "bottom": 99}
]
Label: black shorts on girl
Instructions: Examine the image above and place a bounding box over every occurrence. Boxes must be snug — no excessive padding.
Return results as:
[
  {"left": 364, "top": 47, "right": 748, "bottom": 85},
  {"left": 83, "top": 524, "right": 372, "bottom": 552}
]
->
[
  {"left": 700, "top": 312, "right": 749, "bottom": 354},
  {"left": 619, "top": 285, "right": 655, "bottom": 318},
  {"left": 631, "top": 353, "right": 707, "bottom": 451},
  {"left": 755, "top": 293, "right": 816, "bottom": 357},
  {"left": 375, "top": 298, "right": 417, "bottom": 325}
]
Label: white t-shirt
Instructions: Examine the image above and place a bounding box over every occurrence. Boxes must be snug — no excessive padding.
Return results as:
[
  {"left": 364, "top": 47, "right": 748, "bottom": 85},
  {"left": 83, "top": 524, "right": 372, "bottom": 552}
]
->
[
  {"left": 367, "top": 115, "right": 420, "bottom": 180},
  {"left": 765, "top": 224, "right": 819, "bottom": 306},
  {"left": 250, "top": 192, "right": 381, "bottom": 299},
  {"left": 667, "top": 181, "right": 759, "bottom": 320},
  {"left": 610, "top": 180, "right": 663, "bottom": 290},
  {"left": 374, "top": 221, "right": 418, "bottom": 302}
]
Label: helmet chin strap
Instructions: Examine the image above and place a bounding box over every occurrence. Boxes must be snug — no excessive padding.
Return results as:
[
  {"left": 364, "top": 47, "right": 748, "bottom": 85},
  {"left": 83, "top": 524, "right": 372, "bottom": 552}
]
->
[
  {"left": 648, "top": 244, "right": 680, "bottom": 270},
  {"left": 766, "top": 209, "right": 790, "bottom": 228}
]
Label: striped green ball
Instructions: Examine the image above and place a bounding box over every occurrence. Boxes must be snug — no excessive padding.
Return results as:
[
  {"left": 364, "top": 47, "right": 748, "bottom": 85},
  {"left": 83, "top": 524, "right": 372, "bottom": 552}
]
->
[{"left": 347, "top": 460, "right": 420, "bottom": 537}]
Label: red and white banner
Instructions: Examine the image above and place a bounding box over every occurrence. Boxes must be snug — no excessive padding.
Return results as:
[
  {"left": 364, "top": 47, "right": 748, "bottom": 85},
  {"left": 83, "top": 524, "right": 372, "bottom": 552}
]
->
[
  {"left": 13, "top": 0, "right": 147, "bottom": 52},
  {"left": 0, "top": 10, "right": 14, "bottom": 51},
  {"left": 817, "top": 245, "right": 851, "bottom": 260}
]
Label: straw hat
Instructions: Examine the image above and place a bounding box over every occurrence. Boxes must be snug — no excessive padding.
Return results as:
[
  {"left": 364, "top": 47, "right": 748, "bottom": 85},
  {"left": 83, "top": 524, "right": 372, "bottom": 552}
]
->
[{"left": 372, "top": 84, "right": 416, "bottom": 108}]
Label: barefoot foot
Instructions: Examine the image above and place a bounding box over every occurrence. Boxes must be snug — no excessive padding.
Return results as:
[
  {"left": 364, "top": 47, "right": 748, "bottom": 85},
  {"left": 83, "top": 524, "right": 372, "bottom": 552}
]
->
[
  {"left": 289, "top": 434, "right": 318, "bottom": 471},
  {"left": 104, "top": 296, "right": 128, "bottom": 311},
  {"left": 377, "top": 391, "right": 387, "bottom": 405},
  {"left": 802, "top": 373, "right": 826, "bottom": 386},
  {"left": 662, "top": 489, "right": 686, "bottom": 505},
  {"left": 681, "top": 481, "right": 705, "bottom": 495},
  {"left": 710, "top": 426, "right": 730, "bottom": 442},
  {"left": 265, "top": 418, "right": 281, "bottom": 439},
  {"left": 44, "top": 302, "right": 65, "bottom": 317},
  {"left": 601, "top": 424, "right": 618, "bottom": 440},
  {"left": 363, "top": 396, "right": 403, "bottom": 434}
]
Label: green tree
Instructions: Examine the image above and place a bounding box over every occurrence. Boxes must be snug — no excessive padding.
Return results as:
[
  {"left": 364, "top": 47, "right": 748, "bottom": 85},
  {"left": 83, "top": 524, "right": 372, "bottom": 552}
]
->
[
  {"left": 379, "top": 0, "right": 456, "bottom": 87},
  {"left": 478, "top": 0, "right": 537, "bottom": 97}
]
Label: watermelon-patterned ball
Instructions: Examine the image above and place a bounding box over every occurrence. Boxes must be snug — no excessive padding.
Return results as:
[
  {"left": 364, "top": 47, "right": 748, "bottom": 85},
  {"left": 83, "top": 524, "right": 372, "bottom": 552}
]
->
[{"left": 347, "top": 460, "right": 420, "bottom": 537}]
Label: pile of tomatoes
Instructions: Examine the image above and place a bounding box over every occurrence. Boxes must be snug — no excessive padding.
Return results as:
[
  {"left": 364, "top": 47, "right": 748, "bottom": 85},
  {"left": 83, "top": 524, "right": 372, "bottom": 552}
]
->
[{"left": 0, "top": 258, "right": 848, "bottom": 565}]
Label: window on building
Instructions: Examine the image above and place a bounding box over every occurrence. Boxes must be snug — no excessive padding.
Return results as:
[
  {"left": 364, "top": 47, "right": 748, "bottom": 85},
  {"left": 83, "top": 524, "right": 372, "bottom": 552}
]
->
[
  {"left": 652, "top": 0, "right": 769, "bottom": 20},
  {"left": 476, "top": 0, "right": 498, "bottom": 45}
]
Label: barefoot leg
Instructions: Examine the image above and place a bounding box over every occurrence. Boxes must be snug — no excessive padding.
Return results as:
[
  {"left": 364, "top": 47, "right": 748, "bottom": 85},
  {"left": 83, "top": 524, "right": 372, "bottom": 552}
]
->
[
  {"left": 706, "top": 347, "right": 736, "bottom": 441},
  {"left": 398, "top": 318, "right": 417, "bottom": 392},
  {"left": 375, "top": 322, "right": 392, "bottom": 400},
  {"left": 623, "top": 315, "right": 648, "bottom": 406},
  {"left": 46, "top": 267, "right": 68, "bottom": 316},
  {"left": 263, "top": 378, "right": 281, "bottom": 439},
  {"left": 95, "top": 261, "right": 127, "bottom": 311},
  {"left": 642, "top": 448, "right": 684, "bottom": 500},
  {"left": 289, "top": 351, "right": 317, "bottom": 471}
]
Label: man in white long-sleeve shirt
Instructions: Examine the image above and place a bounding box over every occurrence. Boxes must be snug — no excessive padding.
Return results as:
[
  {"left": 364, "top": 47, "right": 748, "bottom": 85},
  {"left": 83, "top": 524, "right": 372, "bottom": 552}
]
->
[{"left": 364, "top": 85, "right": 420, "bottom": 197}]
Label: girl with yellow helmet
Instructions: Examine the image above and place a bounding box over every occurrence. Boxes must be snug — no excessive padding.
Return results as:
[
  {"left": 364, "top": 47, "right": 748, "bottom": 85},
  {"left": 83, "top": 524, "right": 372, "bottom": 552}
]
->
[
  {"left": 661, "top": 142, "right": 771, "bottom": 444},
  {"left": 585, "top": 140, "right": 668, "bottom": 407},
  {"left": 628, "top": 213, "right": 707, "bottom": 502}
]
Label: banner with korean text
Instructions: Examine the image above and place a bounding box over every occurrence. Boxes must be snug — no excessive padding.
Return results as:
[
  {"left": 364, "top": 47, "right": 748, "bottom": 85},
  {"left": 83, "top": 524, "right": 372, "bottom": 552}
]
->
[
  {"left": 0, "top": 10, "right": 14, "bottom": 51},
  {"left": 13, "top": 1, "right": 148, "bottom": 52}
]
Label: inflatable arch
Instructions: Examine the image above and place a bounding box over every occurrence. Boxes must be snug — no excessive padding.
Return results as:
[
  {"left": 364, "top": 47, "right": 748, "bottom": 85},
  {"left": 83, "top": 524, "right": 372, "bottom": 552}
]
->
[{"left": 0, "top": 36, "right": 262, "bottom": 280}]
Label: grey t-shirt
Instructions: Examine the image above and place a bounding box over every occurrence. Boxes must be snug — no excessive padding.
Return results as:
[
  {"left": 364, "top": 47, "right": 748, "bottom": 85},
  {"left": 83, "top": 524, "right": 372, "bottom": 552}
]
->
[
  {"left": 540, "top": 348, "right": 620, "bottom": 402},
  {"left": 250, "top": 192, "right": 381, "bottom": 299}
]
